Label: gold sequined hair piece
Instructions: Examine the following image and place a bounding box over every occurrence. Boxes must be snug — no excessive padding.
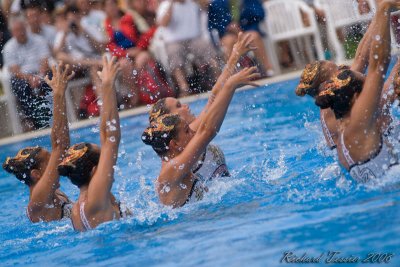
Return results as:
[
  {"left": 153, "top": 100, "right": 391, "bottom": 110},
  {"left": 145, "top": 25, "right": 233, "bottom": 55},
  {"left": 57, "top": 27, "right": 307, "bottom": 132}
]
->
[
  {"left": 59, "top": 144, "right": 89, "bottom": 169},
  {"left": 296, "top": 61, "right": 321, "bottom": 96},
  {"left": 317, "top": 69, "right": 354, "bottom": 99},
  {"left": 149, "top": 109, "right": 161, "bottom": 123},
  {"left": 6, "top": 146, "right": 42, "bottom": 169},
  {"left": 331, "top": 70, "right": 352, "bottom": 88},
  {"left": 145, "top": 114, "right": 177, "bottom": 138},
  {"left": 2, "top": 146, "right": 42, "bottom": 185},
  {"left": 149, "top": 98, "right": 169, "bottom": 123}
]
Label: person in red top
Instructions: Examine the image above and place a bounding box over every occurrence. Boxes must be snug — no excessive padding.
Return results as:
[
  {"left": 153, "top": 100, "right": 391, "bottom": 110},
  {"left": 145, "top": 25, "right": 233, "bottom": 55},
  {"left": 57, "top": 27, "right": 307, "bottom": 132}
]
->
[{"left": 104, "top": 0, "right": 156, "bottom": 108}]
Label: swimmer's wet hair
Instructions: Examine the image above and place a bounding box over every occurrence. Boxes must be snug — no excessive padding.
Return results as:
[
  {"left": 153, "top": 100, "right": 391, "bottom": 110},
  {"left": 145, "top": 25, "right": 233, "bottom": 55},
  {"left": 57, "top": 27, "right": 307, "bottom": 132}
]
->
[
  {"left": 2, "top": 146, "right": 42, "bottom": 186},
  {"left": 58, "top": 143, "right": 100, "bottom": 188},
  {"left": 149, "top": 98, "right": 170, "bottom": 123},
  {"left": 296, "top": 61, "right": 322, "bottom": 97},
  {"left": 296, "top": 61, "right": 351, "bottom": 97},
  {"left": 142, "top": 114, "right": 180, "bottom": 157},
  {"left": 315, "top": 69, "right": 363, "bottom": 119}
]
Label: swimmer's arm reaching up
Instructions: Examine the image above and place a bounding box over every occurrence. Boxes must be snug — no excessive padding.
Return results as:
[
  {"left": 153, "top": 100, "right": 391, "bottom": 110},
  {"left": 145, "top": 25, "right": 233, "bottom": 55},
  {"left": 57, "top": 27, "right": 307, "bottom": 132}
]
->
[
  {"left": 349, "top": 1, "right": 394, "bottom": 135},
  {"left": 352, "top": 0, "right": 397, "bottom": 73},
  {"left": 29, "top": 63, "right": 74, "bottom": 212},
  {"left": 190, "top": 32, "right": 257, "bottom": 131},
  {"left": 379, "top": 59, "right": 400, "bottom": 116},
  {"left": 160, "top": 67, "right": 260, "bottom": 207},
  {"left": 351, "top": 8, "right": 378, "bottom": 73},
  {"left": 87, "top": 56, "right": 121, "bottom": 214}
]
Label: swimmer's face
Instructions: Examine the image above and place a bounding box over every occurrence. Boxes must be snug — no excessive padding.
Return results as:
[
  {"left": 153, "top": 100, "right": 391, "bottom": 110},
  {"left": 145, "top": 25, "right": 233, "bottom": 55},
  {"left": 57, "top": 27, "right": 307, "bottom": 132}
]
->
[
  {"left": 164, "top": 97, "right": 196, "bottom": 124},
  {"left": 174, "top": 120, "right": 195, "bottom": 151}
]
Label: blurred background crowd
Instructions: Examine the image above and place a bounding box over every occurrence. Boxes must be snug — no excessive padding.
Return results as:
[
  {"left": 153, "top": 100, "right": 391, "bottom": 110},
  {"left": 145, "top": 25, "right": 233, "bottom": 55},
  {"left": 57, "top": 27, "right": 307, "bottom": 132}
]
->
[{"left": 0, "top": 0, "right": 397, "bottom": 135}]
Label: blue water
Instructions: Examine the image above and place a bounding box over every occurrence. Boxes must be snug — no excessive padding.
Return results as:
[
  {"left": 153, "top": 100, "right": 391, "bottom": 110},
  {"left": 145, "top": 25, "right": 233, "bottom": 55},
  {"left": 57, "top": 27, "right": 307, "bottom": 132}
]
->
[{"left": 0, "top": 78, "right": 399, "bottom": 267}]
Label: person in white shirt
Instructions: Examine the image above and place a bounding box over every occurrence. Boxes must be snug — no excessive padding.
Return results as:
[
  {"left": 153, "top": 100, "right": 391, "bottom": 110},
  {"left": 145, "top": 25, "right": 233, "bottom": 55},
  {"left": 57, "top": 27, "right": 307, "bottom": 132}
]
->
[
  {"left": 3, "top": 16, "right": 52, "bottom": 130},
  {"left": 157, "top": 0, "right": 219, "bottom": 97},
  {"left": 53, "top": 4, "right": 103, "bottom": 96},
  {"left": 25, "top": 2, "right": 57, "bottom": 50},
  {"left": 76, "top": 0, "right": 108, "bottom": 49}
]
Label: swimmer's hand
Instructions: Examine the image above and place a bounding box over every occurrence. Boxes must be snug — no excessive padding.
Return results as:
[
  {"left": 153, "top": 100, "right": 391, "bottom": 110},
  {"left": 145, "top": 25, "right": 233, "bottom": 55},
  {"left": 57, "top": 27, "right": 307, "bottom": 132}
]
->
[
  {"left": 97, "top": 55, "right": 121, "bottom": 88},
  {"left": 44, "top": 62, "right": 75, "bottom": 95},
  {"left": 232, "top": 32, "right": 257, "bottom": 58},
  {"left": 227, "top": 66, "right": 261, "bottom": 88}
]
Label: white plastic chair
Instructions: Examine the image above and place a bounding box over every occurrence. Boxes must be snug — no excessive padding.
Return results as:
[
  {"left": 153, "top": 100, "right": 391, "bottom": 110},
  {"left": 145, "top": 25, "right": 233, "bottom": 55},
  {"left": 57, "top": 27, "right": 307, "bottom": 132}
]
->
[
  {"left": 263, "top": 0, "right": 325, "bottom": 74},
  {"left": 0, "top": 68, "right": 23, "bottom": 135},
  {"left": 314, "top": 0, "right": 376, "bottom": 62}
]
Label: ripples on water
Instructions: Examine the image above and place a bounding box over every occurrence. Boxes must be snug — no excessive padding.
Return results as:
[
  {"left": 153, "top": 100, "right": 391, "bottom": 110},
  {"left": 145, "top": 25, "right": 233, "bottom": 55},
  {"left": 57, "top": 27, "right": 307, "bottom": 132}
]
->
[{"left": 0, "top": 79, "right": 399, "bottom": 266}]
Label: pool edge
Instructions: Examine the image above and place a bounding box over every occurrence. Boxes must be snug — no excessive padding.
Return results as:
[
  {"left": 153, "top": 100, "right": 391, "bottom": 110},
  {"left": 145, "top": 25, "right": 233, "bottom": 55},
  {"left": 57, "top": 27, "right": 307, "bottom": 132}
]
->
[{"left": 0, "top": 70, "right": 302, "bottom": 146}]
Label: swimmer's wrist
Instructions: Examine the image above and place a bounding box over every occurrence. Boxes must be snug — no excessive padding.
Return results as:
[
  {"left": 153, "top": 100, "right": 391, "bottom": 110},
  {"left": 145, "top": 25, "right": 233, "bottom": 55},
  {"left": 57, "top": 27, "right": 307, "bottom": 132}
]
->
[
  {"left": 53, "top": 90, "right": 66, "bottom": 97},
  {"left": 224, "top": 80, "right": 236, "bottom": 90},
  {"left": 224, "top": 61, "right": 237, "bottom": 76}
]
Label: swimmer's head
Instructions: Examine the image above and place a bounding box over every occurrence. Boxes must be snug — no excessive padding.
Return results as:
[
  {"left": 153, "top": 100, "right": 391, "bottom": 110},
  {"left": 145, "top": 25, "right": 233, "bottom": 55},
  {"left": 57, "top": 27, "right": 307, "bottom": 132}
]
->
[
  {"left": 57, "top": 143, "right": 100, "bottom": 187},
  {"left": 315, "top": 69, "right": 364, "bottom": 119},
  {"left": 3, "top": 146, "right": 50, "bottom": 186},
  {"left": 149, "top": 98, "right": 195, "bottom": 124},
  {"left": 142, "top": 114, "right": 195, "bottom": 157},
  {"left": 296, "top": 61, "right": 346, "bottom": 97}
]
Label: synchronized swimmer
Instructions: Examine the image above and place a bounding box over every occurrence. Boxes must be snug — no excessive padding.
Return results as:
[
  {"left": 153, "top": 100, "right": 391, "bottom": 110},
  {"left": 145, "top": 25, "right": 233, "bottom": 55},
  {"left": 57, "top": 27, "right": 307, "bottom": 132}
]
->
[
  {"left": 3, "top": 0, "right": 400, "bottom": 231},
  {"left": 297, "top": 0, "right": 400, "bottom": 182}
]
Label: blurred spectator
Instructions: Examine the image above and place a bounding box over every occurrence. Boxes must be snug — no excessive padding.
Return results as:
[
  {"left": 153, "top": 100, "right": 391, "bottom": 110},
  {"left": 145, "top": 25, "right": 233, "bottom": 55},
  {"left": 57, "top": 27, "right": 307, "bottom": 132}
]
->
[
  {"left": 208, "top": 0, "right": 274, "bottom": 76},
  {"left": 0, "top": 8, "right": 11, "bottom": 68},
  {"left": 76, "top": 0, "right": 108, "bottom": 49},
  {"left": 53, "top": 5, "right": 102, "bottom": 75},
  {"left": 127, "top": 0, "right": 157, "bottom": 28},
  {"left": 156, "top": 0, "right": 219, "bottom": 97},
  {"left": 25, "top": 2, "right": 57, "bottom": 50},
  {"left": 3, "top": 16, "right": 52, "bottom": 130},
  {"left": 1, "top": 0, "right": 13, "bottom": 19},
  {"left": 7, "top": 0, "right": 56, "bottom": 16},
  {"left": 105, "top": 0, "right": 173, "bottom": 107}
]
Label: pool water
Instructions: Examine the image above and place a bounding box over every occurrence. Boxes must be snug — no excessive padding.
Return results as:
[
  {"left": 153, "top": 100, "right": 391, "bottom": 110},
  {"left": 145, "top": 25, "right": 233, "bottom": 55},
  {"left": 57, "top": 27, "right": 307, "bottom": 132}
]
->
[{"left": 0, "top": 78, "right": 399, "bottom": 267}]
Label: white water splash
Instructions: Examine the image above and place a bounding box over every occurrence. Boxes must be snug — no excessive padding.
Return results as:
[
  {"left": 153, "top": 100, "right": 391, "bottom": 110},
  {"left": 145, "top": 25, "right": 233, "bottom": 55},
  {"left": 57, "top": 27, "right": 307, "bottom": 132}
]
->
[{"left": 262, "top": 150, "right": 287, "bottom": 181}]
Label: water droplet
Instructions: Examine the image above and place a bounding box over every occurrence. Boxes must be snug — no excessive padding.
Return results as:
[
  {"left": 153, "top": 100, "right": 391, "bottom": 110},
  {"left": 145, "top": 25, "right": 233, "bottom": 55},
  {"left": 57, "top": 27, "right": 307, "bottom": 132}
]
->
[
  {"left": 161, "top": 185, "right": 170, "bottom": 193},
  {"left": 109, "top": 136, "right": 116, "bottom": 142},
  {"left": 179, "top": 183, "right": 187, "bottom": 189},
  {"left": 375, "top": 35, "right": 381, "bottom": 41}
]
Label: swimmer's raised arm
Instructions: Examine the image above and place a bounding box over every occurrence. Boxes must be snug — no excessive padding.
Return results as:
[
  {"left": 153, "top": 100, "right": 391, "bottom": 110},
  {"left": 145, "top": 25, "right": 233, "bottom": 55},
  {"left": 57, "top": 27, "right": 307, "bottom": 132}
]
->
[
  {"left": 352, "top": 0, "right": 398, "bottom": 73},
  {"left": 351, "top": 10, "right": 377, "bottom": 72},
  {"left": 190, "top": 32, "right": 256, "bottom": 131},
  {"left": 161, "top": 67, "right": 260, "bottom": 207},
  {"left": 30, "top": 62, "right": 74, "bottom": 209},
  {"left": 87, "top": 56, "right": 121, "bottom": 212},
  {"left": 349, "top": 1, "right": 394, "bottom": 134}
]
